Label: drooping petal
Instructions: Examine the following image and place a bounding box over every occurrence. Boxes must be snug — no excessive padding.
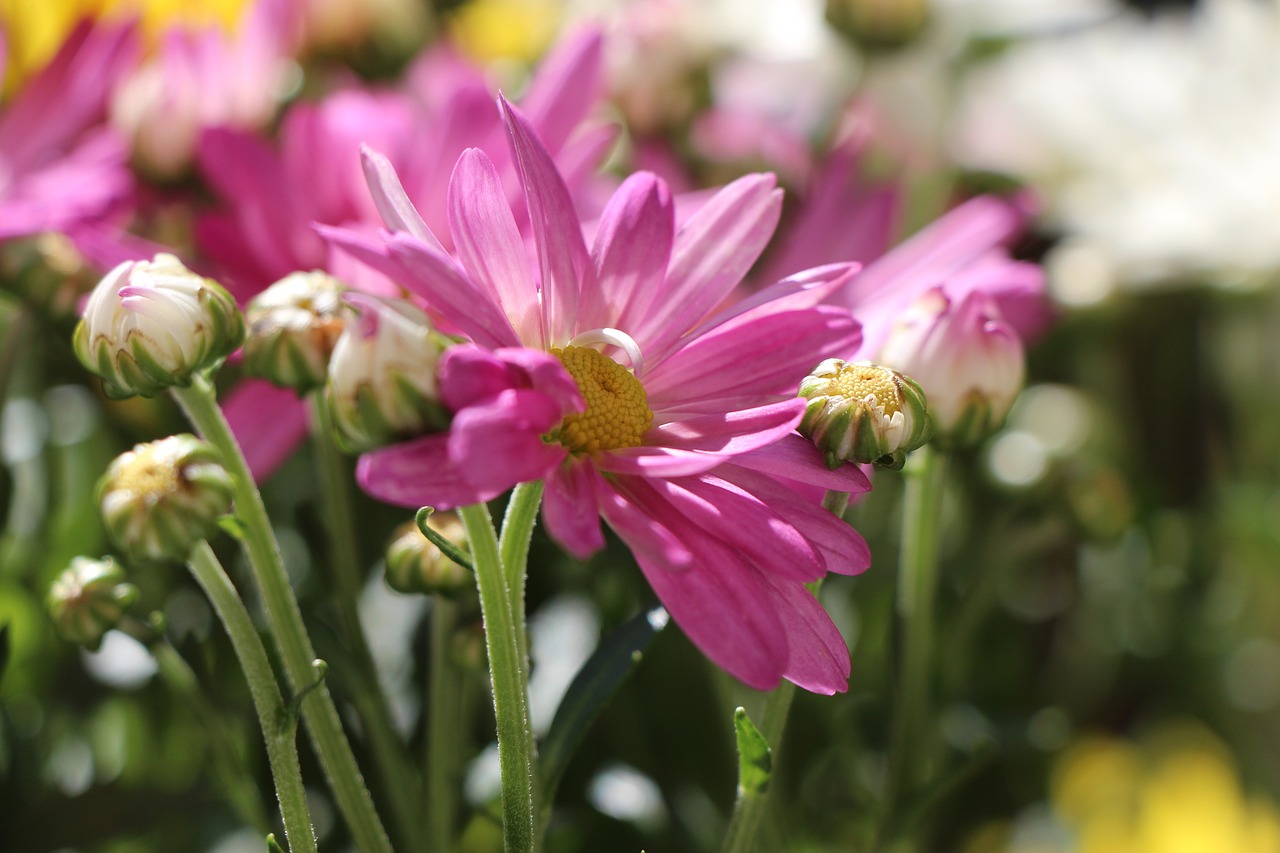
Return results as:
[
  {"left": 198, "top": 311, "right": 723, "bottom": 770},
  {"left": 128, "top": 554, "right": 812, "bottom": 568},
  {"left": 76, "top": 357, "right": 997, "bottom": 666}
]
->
[
  {"left": 439, "top": 345, "right": 582, "bottom": 415},
  {"left": 755, "top": 570, "right": 851, "bottom": 694},
  {"left": 357, "top": 434, "right": 507, "bottom": 510},
  {"left": 223, "top": 380, "right": 310, "bottom": 482},
  {"left": 499, "top": 96, "right": 591, "bottom": 345},
  {"left": 582, "top": 172, "right": 674, "bottom": 332},
  {"left": 627, "top": 173, "right": 783, "bottom": 353},
  {"left": 597, "top": 478, "right": 693, "bottom": 570},
  {"left": 448, "top": 149, "right": 543, "bottom": 346},
  {"left": 543, "top": 464, "right": 606, "bottom": 559},
  {"left": 448, "top": 388, "right": 568, "bottom": 492}
]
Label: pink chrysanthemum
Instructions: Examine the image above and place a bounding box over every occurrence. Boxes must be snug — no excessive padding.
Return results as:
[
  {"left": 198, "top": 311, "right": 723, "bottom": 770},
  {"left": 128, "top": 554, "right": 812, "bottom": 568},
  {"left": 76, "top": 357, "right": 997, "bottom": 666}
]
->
[{"left": 326, "top": 98, "right": 873, "bottom": 693}]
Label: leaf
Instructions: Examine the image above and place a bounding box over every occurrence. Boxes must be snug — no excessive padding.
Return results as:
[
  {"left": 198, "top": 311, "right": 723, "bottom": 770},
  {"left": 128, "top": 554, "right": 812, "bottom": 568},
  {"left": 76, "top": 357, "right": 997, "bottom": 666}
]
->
[
  {"left": 540, "top": 605, "right": 668, "bottom": 800},
  {"left": 265, "top": 833, "right": 285, "bottom": 853},
  {"left": 733, "top": 707, "right": 772, "bottom": 797},
  {"left": 415, "top": 506, "right": 474, "bottom": 572},
  {"left": 218, "top": 514, "right": 248, "bottom": 541}
]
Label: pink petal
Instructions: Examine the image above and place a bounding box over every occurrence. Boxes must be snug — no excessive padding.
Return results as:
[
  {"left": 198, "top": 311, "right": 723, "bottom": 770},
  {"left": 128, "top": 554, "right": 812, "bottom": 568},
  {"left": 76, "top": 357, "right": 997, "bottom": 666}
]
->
[
  {"left": 499, "top": 97, "right": 591, "bottom": 345},
  {"left": 447, "top": 389, "right": 568, "bottom": 492},
  {"left": 359, "top": 146, "right": 446, "bottom": 251},
  {"left": 649, "top": 400, "right": 805, "bottom": 455},
  {"left": 519, "top": 26, "right": 604, "bottom": 156},
  {"left": 223, "top": 379, "right": 310, "bottom": 482},
  {"left": 542, "top": 464, "right": 606, "bottom": 559},
  {"left": 628, "top": 173, "right": 782, "bottom": 353},
  {"left": 583, "top": 172, "right": 674, "bottom": 332},
  {"left": 448, "top": 149, "right": 543, "bottom": 347},
  {"left": 596, "top": 446, "right": 728, "bottom": 478},
  {"left": 440, "top": 346, "right": 582, "bottom": 414},
  {"left": 597, "top": 478, "right": 693, "bottom": 570},
  {"left": 357, "top": 434, "right": 507, "bottom": 510},
  {"left": 729, "top": 434, "right": 873, "bottom": 493},
  {"left": 756, "top": 571, "right": 850, "bottom": 694}
]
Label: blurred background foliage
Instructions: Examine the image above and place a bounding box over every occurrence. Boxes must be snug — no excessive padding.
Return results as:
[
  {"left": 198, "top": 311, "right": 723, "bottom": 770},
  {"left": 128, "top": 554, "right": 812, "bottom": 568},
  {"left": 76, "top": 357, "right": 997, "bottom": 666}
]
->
[{"left": 5, "top": 0, "right": 1280, "bottom": 851}]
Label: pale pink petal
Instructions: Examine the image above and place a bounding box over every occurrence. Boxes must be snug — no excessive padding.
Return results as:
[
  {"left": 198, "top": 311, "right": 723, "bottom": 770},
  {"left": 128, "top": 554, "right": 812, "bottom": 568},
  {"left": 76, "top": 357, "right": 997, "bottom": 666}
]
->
[
  {"left": 582, "top": 172, "right": 674, "bottom": 331},
  {"left": 448, "top": 389, "right": 567, "bottom": 491},
  {"left": 448, "top": 149, "right": 543, "bottom": 346},
  {"left": 542, "top": 464, "right": 606, "bottom": 559},
  {"left": 359, "top": 146, "right": 446, "bottom": 251},
  {"left": 223, "top": 380, "right": 311, "bottom": 481},
  {"left": 358, "top": 434, "right": 507, "bottom": 510},
  {"left": 519, "top": 26, "right": 603, "bottom": 156},
  {"left": 499, "top": 97, "right": 590, "bottom": 345},
  {"left": 628, "top": 174, "right": 782, "bottom": 353}
]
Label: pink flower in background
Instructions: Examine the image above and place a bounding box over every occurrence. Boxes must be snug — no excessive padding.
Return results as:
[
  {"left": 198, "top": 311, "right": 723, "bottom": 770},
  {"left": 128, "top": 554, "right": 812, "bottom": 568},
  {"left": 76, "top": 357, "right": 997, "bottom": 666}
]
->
[
  {"left": 0, "top": 20, "right": 139, "bottom": 254},
  {"left": 325, "top": 98, "right": 872, "bottom": 693},
  {"left": 200, "top": 27, "right": 612, "bottom": 481},
  {"left": 111, "top": 0, "right": 303, "bottom": 180}
]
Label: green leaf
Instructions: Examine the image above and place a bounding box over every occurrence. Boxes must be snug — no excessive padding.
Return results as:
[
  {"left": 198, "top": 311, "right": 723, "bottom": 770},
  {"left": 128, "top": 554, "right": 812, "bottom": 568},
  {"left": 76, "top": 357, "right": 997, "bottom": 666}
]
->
[
  {"left": 540, "top": 605, "right": 668, "bottom": 800},
  {"left": 733, "top": 707, "right": 772, "bottom": 797},
  {"left": 218, "top": 514, "right": 248, "bottom": 541},
  {"left": 414, "top": 507, "right": 474, "bottom": 572},
  {"left": 266, "top": 833, "right": 285, "bottom": 853}
]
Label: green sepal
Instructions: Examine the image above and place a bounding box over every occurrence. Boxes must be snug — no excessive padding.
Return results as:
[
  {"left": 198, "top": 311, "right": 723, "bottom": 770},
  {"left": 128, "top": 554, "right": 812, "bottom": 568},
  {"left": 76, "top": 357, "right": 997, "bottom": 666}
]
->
[{"left": 733, "top": 706, "right": 772, "bottom": 797}]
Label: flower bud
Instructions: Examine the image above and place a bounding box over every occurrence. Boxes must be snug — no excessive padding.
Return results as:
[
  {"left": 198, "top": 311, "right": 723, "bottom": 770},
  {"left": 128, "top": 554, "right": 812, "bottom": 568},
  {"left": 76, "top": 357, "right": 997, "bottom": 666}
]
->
[
  {"left": 243, "top": 271, "right": 350, "bottom": 394},
  {"left": 826, "top": 0, "right": 929, "bottom": 52},
  {"left": 326, "top": 294, "right": 447, "bottom": 452},
  {"left": 384, "top": 515, "right": 471, "bottom": 597},
  {"left": 73, "top": 253, "right": 245, "bottom": 399},
  {"left": 48, "top": 557, "right": 139, "bottom": 651},
  {"left": 879, "top": 288, "right": 1025, "bottom": 450},
  {"left": 798, "top": 359, "right": 931, "bottom": 469},
  {"left": 98, "top": 434, "right": 235, "bottom": 562}
]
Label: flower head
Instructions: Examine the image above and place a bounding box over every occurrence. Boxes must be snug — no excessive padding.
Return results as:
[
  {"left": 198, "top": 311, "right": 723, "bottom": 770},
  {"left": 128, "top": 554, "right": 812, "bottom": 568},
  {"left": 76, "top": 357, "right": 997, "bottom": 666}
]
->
[
  {"left": 98, "top": 434, "right": 234, "bottom": 562},
  {"left": 798, "top": 359, "right": 931, "bottom": 469},
  {"left": 74, "top": 253, "right": 245, "bottom": 398},
  {"left": 879, "top": 288, "right": 1025, "bottom": 449},
  {"left": 48, "top": 556, "right": 139, "bottom": 651},
  {"left": 326, "top": 99, "right": 873, "bottom": 693},
  {"left": 243, "top": 270, "right": 350, "bottom": 393}
]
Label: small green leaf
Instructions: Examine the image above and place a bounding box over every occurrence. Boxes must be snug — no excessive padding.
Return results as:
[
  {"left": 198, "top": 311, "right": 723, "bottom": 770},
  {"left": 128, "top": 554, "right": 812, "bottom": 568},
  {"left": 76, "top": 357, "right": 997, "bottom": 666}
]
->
[
  {"left": 540, "top": 605, "right": 668, "bottom": 801},
  {"left": 266, "top": 833, "right": 285, "bottom": 853},
  {"left": 733, "top": 707, "right": 772, "bottom": 797}
]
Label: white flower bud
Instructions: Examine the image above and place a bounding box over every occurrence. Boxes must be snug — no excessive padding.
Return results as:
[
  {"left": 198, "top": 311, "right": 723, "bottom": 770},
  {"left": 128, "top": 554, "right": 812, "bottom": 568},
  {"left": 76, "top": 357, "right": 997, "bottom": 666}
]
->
[
  {"left": 48, "top": 556, "right": 139, "bottom": 651},
  {"left": 74, "top": 253, "right": 245, "bottom": 399},
  {"left": 798, "top": 359, "right": 931, "bottom": 469},
  {"left": 243, "top": 271, "right": 350, "bottom": 394}
]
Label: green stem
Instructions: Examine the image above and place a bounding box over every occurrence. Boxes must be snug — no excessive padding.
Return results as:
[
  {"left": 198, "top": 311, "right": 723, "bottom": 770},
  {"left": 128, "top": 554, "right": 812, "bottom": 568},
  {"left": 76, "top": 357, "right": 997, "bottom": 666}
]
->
[
  {"left": 881, "top": 446, "right": 948, "bottom": 848},
  {"left": 425, "top": 596, "right": 462, "bottom": 852},
  {"left": 459, "top": 500, "right": 536, "bottom": 853},
  {"left": 499, "top": 480, "right": 544, "bottom": 670},
  {"left": 720, "top": 490, "right": 851, "bottom": 853},
  {"left": 186, "top": 542, "right": 317, "bottom": 853},
  {"left": 172, "top": 377, "right": 392, "bottom": 853},
  {"left": 307, "top": 393, "right": 424, "bottom": 850}
]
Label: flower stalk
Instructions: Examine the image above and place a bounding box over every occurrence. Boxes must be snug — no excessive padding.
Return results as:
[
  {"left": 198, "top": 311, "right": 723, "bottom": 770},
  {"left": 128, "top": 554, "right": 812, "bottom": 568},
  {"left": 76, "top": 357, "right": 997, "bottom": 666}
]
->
[
  {"left": 171, "top": 375, "right": 393, "bottom": 853},
  {"left": 185, "top": 541, "right": 317, "bottom": 853},
  {"left": 426, "top": 596, "right": 464, "bottom": 852},
  {"left": 459, "top": 496, "right": 539, "bottom": 853}
]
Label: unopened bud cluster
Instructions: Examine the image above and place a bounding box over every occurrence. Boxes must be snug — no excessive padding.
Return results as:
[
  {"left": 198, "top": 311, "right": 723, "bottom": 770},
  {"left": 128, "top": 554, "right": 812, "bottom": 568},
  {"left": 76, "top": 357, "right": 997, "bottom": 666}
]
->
[
  {"left": 384, "top": 514, "right": 471, "bottom": 597},
  {"left": 48, "top": 557, "right": 139, "bottom": 651},
  {"left": 74, "top": 253, "right": 244, "bottom": 398},
  {"left": 798, "top": 360, "right": 931, "bottom": 469},
  {"left": 98, "top": 434, "right": 234, "bottom": 562},
  {"left": 243, "top": 271, "right": 350, "bottom": 394}
]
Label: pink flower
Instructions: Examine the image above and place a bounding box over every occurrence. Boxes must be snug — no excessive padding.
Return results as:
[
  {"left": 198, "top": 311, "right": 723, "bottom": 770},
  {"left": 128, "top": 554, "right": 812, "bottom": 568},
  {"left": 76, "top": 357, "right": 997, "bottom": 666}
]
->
[
  {"left": 0, "top": 20, "right": 139, "bottom": 251},
  {"left": 325, "top": 98, "right": 873, "bottom": 693},
  {"left": 198, "top": 27, "right": 612, "bottom": 481}
]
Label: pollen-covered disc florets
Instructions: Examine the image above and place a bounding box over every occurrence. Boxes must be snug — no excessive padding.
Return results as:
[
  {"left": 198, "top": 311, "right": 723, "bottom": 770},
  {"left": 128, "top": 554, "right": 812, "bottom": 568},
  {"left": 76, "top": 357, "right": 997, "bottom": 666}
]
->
[
  {"left": 243, "top": 271, "right": 350, "bottom": 394},
  {"left": 73, "top": 253, "right": 245, "bottom": 399},
  {"left": 98, "top": 434, "right": 234, "bottom": 563},
  {"left": 798, "top": 359, "right": 931, "bottom": 469},
  {"left": 552, "top": 345, "right": 653, "bottom": 454},
  {"left": 48, "top": 556, "right": 139, "bottom": 651}
]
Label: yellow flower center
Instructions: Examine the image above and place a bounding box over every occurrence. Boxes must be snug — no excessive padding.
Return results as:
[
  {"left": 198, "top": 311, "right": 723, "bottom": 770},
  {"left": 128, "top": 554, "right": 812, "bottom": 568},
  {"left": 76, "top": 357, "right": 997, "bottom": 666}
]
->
[
  {"left": 553, "top": 346, "right": 653, "bottom": 455},
  {"left": 829, "top": 363, "right": 901, "bottom": 415}
]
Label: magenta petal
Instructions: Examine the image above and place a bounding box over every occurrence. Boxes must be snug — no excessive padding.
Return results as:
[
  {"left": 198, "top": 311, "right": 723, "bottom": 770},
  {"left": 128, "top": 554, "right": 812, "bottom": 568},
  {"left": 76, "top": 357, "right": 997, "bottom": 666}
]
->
[
  {"left": 633, "top": 549, "right": 787, "bottom": 691},
  {"left": 756, "top": 571, "right": 850, "bottom": 694},
  {"left": 448, "top": 389, "right": 567, "bottom": 491},
  {"left": 223, "top": 380, "right": 310, "bottom": 482},
  {"left": 597, "top": 446, "right": 727, "bottom": 478},
  {"left": 440, "top": 346, "right": 582, "bottom": 414},
  {"left": 543, "top": 464, "right": 606, "bottom": 559},
  {"left": 499, "top": 97, "right": 591, "bottom": 345},
  {"left": 596, "top": 479, "right": 693, "bottom": 570},
  {"left": 649, "top": 400, "right": 805, "bottom": 455},
  {"left": 632, "top": 173, "right": 783, "bottom": 353},
  {"left": 729, "top": 434, "right": 873, "bottom": 493},
  {"left": 585, "top": 172, "right": 674, "bottom": 331},
  {"left": 358, "top": 434, "right": 504, "bottom": 510},
  {"left": 448, "top": 149, "right": 543, "bottom": 347}
]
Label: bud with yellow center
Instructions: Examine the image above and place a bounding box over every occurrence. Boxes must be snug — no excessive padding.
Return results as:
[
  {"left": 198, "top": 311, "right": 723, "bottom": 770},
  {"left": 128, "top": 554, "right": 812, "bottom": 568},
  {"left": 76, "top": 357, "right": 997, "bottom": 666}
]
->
[
  {"left": 243, "top": 271, "right": 350, "bottom": 394},
  {"left": 798, "top": 359, "right": 931, "bottom": 469},
  {"left": 551, "top": 345, "right": 653, "bottom": 455},
  {"left": 48, "top": 556, "right": 139, "bottom": 651},
  {"left": 384, "top": 514, "right": 471, "bottom": 597},
  {"left": 98, "top": 434, "right": 235, "bottom": 562},
  {"left": 73, "top": 253, "right": 245, "bottom": 399}
]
